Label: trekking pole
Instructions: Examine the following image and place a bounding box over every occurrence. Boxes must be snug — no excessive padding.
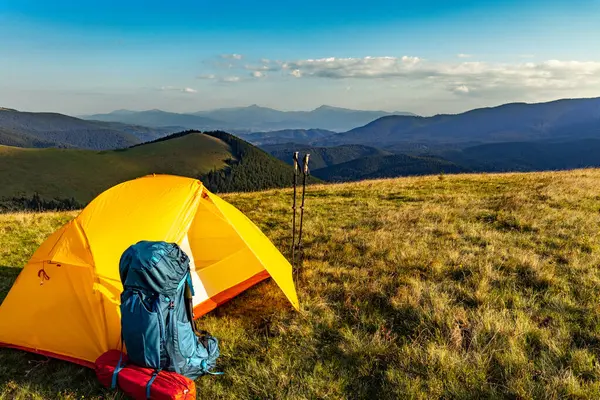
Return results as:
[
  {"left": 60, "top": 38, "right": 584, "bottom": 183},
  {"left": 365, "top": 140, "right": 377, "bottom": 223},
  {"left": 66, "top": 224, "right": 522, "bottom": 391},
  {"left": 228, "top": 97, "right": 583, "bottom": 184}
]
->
[
  {"left": 291, "top": 152, "right": 299, "bottom": 268},
  {"left": 296, "top": 154, "right": 310, "bottom": 259}
]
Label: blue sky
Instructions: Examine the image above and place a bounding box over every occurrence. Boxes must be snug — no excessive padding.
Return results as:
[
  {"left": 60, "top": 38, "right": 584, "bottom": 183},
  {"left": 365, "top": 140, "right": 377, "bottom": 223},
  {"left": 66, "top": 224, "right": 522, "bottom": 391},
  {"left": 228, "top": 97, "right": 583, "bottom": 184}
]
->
[{"left": 1, "top": 0, "right": 599, "bottom": 116}]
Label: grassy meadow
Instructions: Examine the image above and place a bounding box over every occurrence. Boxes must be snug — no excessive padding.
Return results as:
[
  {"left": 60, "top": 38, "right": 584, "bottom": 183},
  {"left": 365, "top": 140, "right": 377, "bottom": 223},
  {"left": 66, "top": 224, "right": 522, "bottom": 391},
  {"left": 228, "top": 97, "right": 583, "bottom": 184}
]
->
[
  {"left": 3, "top": 169, "right": 600, "bottom": 398},
  {"left": 0, "top": 133, "right": 230, "bottom": 205}
]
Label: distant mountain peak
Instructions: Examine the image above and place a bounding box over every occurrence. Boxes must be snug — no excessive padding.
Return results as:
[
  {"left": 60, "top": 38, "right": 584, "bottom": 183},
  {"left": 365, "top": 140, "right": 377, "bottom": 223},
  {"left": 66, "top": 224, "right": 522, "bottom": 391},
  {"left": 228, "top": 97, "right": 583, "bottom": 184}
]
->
[
  {"left": 243, "top": 104, "right": 276, "bottom": 111},
  {"left": 314, "top": 105, "right": 345, "bottom": 111},
  {"left": 109, "top": 109, "right": 137, "bottom": 115},
  {"left": 0, "top": 107, "right": 18, "bottom": 112}
]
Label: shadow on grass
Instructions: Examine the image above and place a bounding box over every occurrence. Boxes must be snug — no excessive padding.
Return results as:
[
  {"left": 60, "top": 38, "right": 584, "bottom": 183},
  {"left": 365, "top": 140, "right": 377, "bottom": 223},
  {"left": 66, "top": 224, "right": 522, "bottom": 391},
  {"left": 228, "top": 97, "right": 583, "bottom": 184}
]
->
[
  {"left": 0, "top": 265, "right": 20, "bottom": 304},
  {"left": 202, "top": 263, "right": 425, "bottom": 399},
  {"left": 0, "top": 265, "right": 119, "bottom": 399}
]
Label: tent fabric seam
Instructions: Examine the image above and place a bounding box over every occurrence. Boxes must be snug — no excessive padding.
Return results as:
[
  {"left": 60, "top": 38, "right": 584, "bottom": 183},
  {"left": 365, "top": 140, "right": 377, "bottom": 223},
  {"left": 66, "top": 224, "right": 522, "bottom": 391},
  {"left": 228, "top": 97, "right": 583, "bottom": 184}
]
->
[
  {"left": 72, "top": 218, "right": 113, "bottom": 350},
  {"left": 205, "top": 192, "right": 271, "bottom": 279}
]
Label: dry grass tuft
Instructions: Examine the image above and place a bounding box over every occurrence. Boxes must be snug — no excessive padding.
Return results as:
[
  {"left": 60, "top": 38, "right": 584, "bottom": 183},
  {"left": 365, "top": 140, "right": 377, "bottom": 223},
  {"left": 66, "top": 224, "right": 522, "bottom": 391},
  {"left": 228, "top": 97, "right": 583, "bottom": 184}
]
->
[{"left": 3, "top": 169, "right": 600, "bottom": 398}]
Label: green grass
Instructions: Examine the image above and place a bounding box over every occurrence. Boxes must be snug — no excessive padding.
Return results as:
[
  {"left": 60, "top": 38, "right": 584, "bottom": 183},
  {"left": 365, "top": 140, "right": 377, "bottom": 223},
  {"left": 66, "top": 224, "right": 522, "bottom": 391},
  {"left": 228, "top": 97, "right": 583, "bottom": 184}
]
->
[
  {"left": 3, "top": 169, "right": 600, "bottom": 398},
  {"left": 0, "top": 132, "right": 231, "bottom": 205}
]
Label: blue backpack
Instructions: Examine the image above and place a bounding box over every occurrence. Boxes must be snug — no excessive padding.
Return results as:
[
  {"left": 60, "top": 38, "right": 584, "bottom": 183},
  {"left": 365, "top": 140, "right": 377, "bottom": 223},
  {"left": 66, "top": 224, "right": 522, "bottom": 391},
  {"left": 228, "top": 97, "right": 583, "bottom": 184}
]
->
[{"left": 112, "top": 241, "right": 221, "bottom": 395}]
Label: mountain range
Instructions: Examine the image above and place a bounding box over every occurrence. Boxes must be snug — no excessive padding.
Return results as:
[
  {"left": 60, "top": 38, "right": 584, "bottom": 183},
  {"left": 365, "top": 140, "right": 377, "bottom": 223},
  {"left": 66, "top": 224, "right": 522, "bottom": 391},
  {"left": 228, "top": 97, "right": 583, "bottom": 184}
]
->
[
  {"left": 316, "top": 97, "right": 600, "bottom": 149},
  {"left": 0, "top": 108, "right": 176, "bottom": 150},
  {"left": 3, "top": 96, "right": 600, "bottom": 193},
  {"left": 262, "top": 139, "right": 600, "bottom": 182},
  {"left": 237, "top": 129, "right": 337, "bottom": 146},
  {"left": 82, "top": 105, "right": 416, "bottom": 132}
]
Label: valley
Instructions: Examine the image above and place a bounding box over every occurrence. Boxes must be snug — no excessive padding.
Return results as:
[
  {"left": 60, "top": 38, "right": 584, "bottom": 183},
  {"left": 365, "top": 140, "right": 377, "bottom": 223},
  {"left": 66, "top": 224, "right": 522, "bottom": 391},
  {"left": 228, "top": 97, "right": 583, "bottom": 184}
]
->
[{"left": 0, "top": 95, "right": 600, "bottom": 212}]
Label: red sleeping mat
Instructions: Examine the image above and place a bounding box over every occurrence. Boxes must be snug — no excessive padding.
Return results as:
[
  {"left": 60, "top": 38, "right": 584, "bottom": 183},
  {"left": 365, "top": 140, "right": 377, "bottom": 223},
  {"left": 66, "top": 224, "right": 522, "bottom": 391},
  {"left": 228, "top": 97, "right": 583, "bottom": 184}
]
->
[{"left": 95, "top": 350, "right": 196, "bottom": 400}]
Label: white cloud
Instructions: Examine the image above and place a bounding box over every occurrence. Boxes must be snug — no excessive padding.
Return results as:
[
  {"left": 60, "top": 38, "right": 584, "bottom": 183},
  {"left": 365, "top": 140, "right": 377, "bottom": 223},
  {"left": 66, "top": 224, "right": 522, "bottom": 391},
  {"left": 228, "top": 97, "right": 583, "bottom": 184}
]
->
[
  {"left": 230, "top": 56, "right": 600, "bottom": 95},
  {"left": 457, "top": 53, "right": 472, "bottom": 58},
  {"left": 276, "top": 56, "right": 426, "bottom": 79},
  {"left": 452, "top": 85, "right": 470, "bottom": 94},
  {"left": 201, "top": 55, "right": 600, "bottom": 103},
  {"left": 244, "top": 63, "right": 280, "bottom": 72},
  {"left": 221, "top": 53, "right": 243, "bottom": 60},
  {"left": 401, "top": 56, "right": 422, "bottom": 65},
  {"left": 159, "top": 86, "right": 197, "bottom": 94},
  {"left": 221, "top": 76, "right": 241, "bottom": 82}
]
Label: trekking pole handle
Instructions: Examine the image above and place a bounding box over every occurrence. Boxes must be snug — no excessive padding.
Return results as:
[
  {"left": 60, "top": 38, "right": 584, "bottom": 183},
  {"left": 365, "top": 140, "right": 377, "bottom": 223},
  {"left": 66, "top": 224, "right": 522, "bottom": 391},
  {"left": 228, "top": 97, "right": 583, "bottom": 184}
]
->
[
  {"left": 303, "top": 153, "right": 310, "bottom": 174},
  {"left": 293, "top": 152, "right": 299, "bottom": 173}
]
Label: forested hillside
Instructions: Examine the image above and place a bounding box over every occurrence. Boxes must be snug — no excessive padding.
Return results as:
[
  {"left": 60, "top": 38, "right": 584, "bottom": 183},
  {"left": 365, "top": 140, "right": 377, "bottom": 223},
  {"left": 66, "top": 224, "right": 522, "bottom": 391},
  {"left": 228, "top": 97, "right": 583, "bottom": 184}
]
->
[
  {"left": 199, "top": 131, "right": 320, "bottom": 192},
  {"left": 0, "top": 109, "right": 174, "bottom": 149},
  {"left": 313, "top": 153, "right": 469, "bottom": 181},
  {"left": 0, "top": 130, "right": 318, "bottom": 211},
  {"left": 265, "top": 144, "right": 392, "bottom": 169}
]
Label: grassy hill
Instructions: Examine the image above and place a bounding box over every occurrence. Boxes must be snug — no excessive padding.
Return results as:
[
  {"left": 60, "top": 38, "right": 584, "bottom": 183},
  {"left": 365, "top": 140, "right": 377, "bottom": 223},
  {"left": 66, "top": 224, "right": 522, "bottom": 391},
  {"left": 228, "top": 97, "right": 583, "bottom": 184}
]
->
[
  {"left": 0, "top": 130, "right": 310, "bottom": 211},
  {"left": 0, "top": 132, "right": 231, "bottom": 209},
  {"left": 3, "top": 169, "right": 600, "bottom": 398}
]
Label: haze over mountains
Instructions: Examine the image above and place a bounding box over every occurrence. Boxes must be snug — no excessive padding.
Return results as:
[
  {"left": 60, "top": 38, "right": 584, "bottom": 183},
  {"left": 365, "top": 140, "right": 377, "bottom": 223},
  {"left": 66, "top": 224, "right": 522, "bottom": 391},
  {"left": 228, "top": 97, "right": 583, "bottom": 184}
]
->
[
  {"left": 82, "top": 105, "right": 416, "bottom": 133},
  {"left": 238, "top": 129, "right": 337, "bottom": 146},
  {"left": 318, "top": 97, "right": 600, "bottom": 149},
  {"left": 0, "top": 108, "right": 176, "bottom": 150},
  {"left": 2, "top": 96, "right": 600, "bottom": 191}
]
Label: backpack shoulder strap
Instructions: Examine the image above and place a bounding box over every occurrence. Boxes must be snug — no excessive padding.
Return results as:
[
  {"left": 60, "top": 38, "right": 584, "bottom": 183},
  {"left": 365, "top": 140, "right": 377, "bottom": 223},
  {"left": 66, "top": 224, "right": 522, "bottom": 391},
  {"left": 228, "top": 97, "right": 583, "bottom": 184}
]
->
[
  {"left": 165, "top": 298, "right": 181, "bottom": 375},
  {"left": 183, "top": 269, "right": 198, "bottom": 334},
  {"left": 185, "top": 270, "right": 195, "bottom": 297}
]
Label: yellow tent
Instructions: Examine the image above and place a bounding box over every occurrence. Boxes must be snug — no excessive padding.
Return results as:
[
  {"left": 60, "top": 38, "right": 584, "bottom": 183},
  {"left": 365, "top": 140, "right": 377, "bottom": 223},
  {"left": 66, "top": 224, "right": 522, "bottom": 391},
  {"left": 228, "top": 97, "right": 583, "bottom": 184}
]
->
[{"left": 0, "top": 174, "right": 299, "bottom": 368}]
